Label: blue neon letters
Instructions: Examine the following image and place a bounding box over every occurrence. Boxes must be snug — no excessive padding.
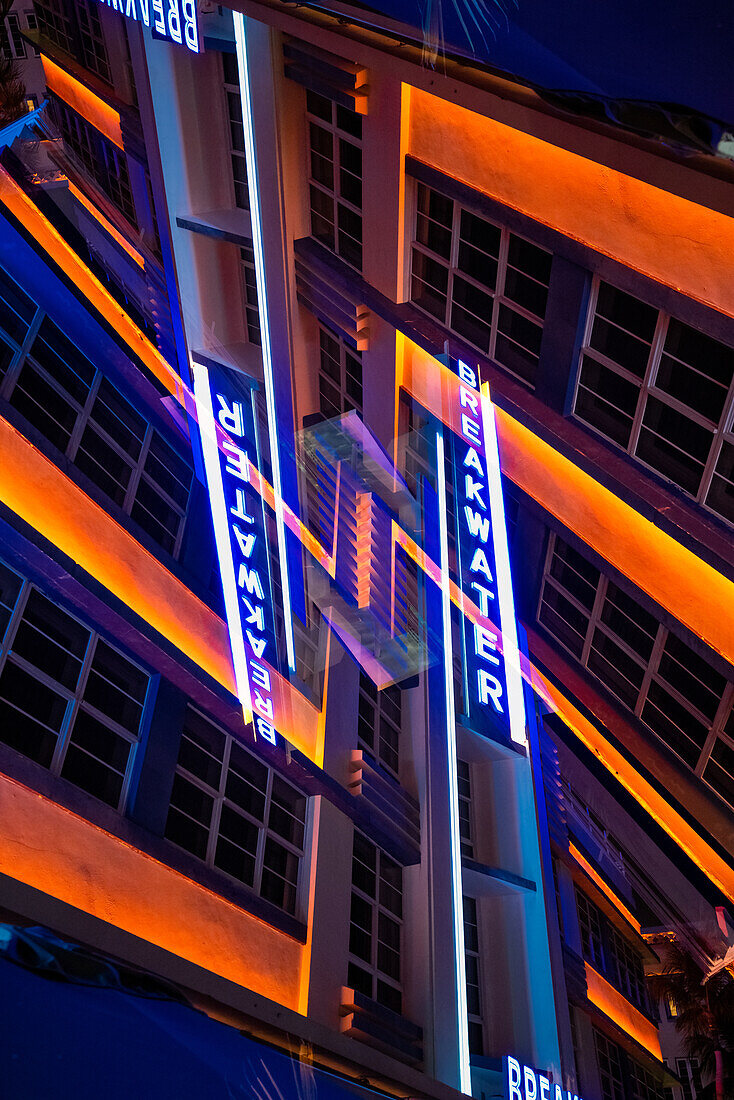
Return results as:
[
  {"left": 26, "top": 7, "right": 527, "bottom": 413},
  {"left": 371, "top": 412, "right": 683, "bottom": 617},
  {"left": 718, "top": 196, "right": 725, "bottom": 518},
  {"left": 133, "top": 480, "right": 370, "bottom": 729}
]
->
[
  {"left": 505, "top": 1057, "right": 582, "bottom": 1100},
  {"left": 455, "top": 360, "right": 510, "bottom": 736},
  {"left": 95, "top": 0, "right": 200, "bottom": 52}
]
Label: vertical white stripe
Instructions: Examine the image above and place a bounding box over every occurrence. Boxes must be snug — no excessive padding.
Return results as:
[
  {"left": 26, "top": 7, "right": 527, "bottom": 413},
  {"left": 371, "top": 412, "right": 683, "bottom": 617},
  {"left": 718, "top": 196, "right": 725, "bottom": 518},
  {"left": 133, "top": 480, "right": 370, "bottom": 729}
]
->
[
  {"left": 480, "top": 383, "right": 527, "bottom": 746},
  {"left": 233, "top": 11, "right": 296, "bottom": 673},
  {"left": 436, "top": 429, "right": 472, "bottom": 1095}
]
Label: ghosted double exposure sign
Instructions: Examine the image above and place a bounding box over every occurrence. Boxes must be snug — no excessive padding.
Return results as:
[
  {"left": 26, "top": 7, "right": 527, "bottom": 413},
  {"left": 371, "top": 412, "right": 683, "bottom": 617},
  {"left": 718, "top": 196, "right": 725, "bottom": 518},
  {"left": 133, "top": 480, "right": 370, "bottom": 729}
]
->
[
  {"left": 192, "top": 361, "right": 282, "bottom": 747},
  {"left": 95, "top": 0, "right": 200, "bottom": 52},
  {"left": 450, "top": 360, "right": 526, "bottom": 747}
]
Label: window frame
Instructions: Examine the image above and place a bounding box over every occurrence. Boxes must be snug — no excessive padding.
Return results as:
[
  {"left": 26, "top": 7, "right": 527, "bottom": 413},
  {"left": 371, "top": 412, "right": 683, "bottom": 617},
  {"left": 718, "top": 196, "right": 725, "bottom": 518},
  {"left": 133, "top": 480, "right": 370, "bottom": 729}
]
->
[
  {"left": 0, "top": 317, "right": 193, "bottom": 559},
  {"left": 573, "top": 276, "right": 734, "bottom": 528},
  {"left": 317, "top": 323, "right": 363, "bottom": 420},
  {"left": 348, "top": 830, "right": 404, "bottom": 1014},
  {"left": 537, "top": 531, "right": 734, "bottom": 806},
  {"left": 409, "top": 181, "right": 552, "bottom": 388},
  {"left": 0, "top": 563, "right": 150, "bottom": 812},
  {"left": 165, "top": 706, "right": 308, "bottom": 918},
  {"left": 305, "top": 91, "right": 364, "bottom": 272}
]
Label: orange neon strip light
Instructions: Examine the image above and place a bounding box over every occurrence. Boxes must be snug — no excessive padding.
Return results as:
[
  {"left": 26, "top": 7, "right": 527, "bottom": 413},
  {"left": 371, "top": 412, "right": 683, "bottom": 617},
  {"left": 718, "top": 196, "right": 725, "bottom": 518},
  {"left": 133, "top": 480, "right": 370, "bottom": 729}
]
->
[
  {"left": 67, "top": 180, "right": 145, "bottom": 268},
  {"left": 585, "top": 963, "right": 662, "bottom": 1061},
  {"left": 41, "top": 55, "right": 124, "bottom": 151},
  {"left": 569, "top": 842, "right": 642, "bottom": 934},
  {"left": 0, "top": 165, "right": 185, "bottom": 402},
  {"left": 0, "top": 770, "right": 304, "bottom": 1007},
  {"left": 409, "top": 87, "right": 734, "bottom": 320}
]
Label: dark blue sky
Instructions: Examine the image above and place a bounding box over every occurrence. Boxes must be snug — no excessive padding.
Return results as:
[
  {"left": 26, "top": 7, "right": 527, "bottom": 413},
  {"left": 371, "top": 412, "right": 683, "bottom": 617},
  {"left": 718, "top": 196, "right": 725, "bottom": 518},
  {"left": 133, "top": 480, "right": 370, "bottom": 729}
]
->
[{"left": 377, "top": 0, "right": 734, "bottom": 122}]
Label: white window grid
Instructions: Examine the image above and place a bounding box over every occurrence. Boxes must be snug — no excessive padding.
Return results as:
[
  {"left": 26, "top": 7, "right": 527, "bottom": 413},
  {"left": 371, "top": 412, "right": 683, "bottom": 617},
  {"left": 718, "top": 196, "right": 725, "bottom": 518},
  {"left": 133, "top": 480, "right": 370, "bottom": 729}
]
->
[
  {"left": 240, "top": 245, "right": 261, "bottom": 346},
  {"left": 318, "top": 323, "right": 363, "bottom": 419},
  {"left": 166, "top": 707, "right": 307, "bottom": 917},
  {"left": 357, "top": 671, "right": 401, "bottom": 778},
  {"left": 0, "top": 320, "right": 192, "bottom": 558},
  {"left": 222, "top": 55, "right": 249, "bottom": 211},
  {"left": 410, "top": 182, "right": 551, "bottom": 387},
  {"left": 675, "top": 1058, "right": 701, "bottom": 1100},
  {"left": 538, "top": 532, "right": 734, "bottom": 810},
  {"left": 463, "top": 895, "right": 484, "bottom": 1055},
  {"left": 23, "top": 7, "right": 39, "bottom": 56},
  {"left": 0, "top": 562, "right": 148, "bottom": 811},
  {"left": 1, "top": 13, "right": 25, "bottom": 58},
  {"left": 348, "top": 831, "right": 403, "bottom": 1013},
  {"left": 594, "top": 1028, "right": 626, "bottom": 1100},
  {"left": 574, "top": 277, "right": 734, "bottom": 528},
  {"left": 457, "top": 758, "right": 474, "bottom": 858},
  {"left": 306, "top": 92, "right": 363, "bottom": 272}
]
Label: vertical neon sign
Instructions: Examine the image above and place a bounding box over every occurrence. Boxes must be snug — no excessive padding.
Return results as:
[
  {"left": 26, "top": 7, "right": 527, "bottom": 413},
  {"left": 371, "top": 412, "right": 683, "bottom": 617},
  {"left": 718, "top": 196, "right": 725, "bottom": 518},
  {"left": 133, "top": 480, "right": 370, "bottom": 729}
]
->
[
  {"left": 454, "top": 360, "right": 526, "bottom": 747},
  {"left": 193, "top": 361, "right": 280, "bottom": 745}
]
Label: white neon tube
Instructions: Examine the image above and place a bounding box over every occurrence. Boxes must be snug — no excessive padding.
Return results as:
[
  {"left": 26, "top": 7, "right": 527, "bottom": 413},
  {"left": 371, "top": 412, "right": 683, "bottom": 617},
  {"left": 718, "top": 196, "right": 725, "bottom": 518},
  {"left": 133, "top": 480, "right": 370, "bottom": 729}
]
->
[
  {"left": 192, "top": 360, "right": 254, "bottom": 723},
  {"left": 480, "top": 382, "right": 527, "bottom": 746},
  {"left": 436, "top": 429, "right": 472, "bottom": 1096},
  {"left": 233, "top": 11, "right": 296, "bottom": 674}
]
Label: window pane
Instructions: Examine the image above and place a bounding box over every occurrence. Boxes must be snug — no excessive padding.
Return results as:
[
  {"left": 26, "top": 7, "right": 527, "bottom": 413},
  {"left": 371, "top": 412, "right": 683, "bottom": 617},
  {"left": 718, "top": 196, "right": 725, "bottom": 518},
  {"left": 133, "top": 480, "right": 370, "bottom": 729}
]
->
[
  {"left": 13, "top": 590, "right": 88, "bottom": 689},
  {"left": 0, "top": 659, "right": 65, "bottom": 765},
  {"left": 706, "top": 440, "right": 734, "bottom": 524},
  {"left": 636, "top": 396, "right": 711, "bottom": 495},
  {"left": 575, "top": 356, "right": 638, "bottom": 447}
]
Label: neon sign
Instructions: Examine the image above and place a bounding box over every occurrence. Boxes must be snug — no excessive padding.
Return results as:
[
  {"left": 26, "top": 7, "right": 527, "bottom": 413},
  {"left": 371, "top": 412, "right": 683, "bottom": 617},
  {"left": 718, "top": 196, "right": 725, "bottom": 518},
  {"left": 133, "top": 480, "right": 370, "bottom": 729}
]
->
[
  {"left": 95, "top": 0, "right": 200, "bottom": 53},
  {"left": 505, "top": 1057, "right": 583, "bottom": 1100},
  {"left": 453, "top": 361, "right": 526, "bottom": 746},
  {"left": 192, "top": 361, "right": 280, "bottom": 746}
]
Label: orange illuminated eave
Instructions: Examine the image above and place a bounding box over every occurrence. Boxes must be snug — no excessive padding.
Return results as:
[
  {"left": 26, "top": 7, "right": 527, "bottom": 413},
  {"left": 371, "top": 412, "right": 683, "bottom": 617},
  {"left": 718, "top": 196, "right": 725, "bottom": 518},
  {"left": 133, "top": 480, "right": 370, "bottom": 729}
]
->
[
  {"left": 41, "top": 55, "right": 124, "bottom": 151},
  {"left": 67, "top": 180, "right": 145, "bottom": 268},
  {"left": 585, "top": 963, "right": 662, "bottom": 1061},
  {"left": 0, "top": 770, "right": 304, "bottom": 1008},
  {"left": 569, "top": 842, "right": 642, "bottom": 934},
  {"left": 408, "top": 87, "right": 734, "bottom": 319},
  {"left": 0, "top": 164, "right": 184, "bottom": 402}
]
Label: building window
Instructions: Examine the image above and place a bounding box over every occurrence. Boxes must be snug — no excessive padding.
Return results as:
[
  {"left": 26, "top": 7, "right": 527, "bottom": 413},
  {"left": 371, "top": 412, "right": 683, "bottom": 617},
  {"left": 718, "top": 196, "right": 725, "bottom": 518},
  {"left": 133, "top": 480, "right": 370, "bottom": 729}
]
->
[
  {"left": 222, "top": 51, "right": 249, "bottom": 210},
  {"left": 0, "top": 316, "right": 193, "bottom": 557},
  {"left": 575, "top": 278, "right": 734, "bottom": 527},
  {"left": 608, "top": 924, "right": 649, "bottom": 1012},
  {"left": 538, "top": 533, "right": 734, "bottom": 808},
  {"left": 463, "top": 895, "right": 484, "bottom": 1054},
  {"left": 628, "top": 1059, "right": 666, "bottom": 1100},
  {"left": 306, "top": 90, "right": 363, "bottom": 271},
  {"left": 348, "top": 831, "right": 403, "bottom": 1014},
  {"left": 675, "top": 1059, "right": 701, "bottom": 1100},
  {"left": 576, "top": 887, "right": 606, "bottom": 970},
  {"left": 165, "top": 707, "right": 307, "bottom": 915},
  {"left": 357, "top": 671, "right": 401, "bottom": 777},
  {"left": 0, "top": 13, "right": 26, "bottom": 58},
  {"left": 457, "top": 758, "right": 474, "bottom": 858},
  {"left": 76, "top": 0, "right": 111, "bottom": 82},
  {"left": 240, "top": 245, "right": 261, "bottom": 346},
  {"left": 577, "top": 888, "right": 652, "bottom": 1016},
  {"left": 49, "top": 96, "right": 136, "bottom": 225},
  {"left": 34, "top": 0, "right": 74, "bottom": 55},
  {"left": 36, "top": 0, "right": 111, "bottom": 82},
  {"left": 410, "top": 183, "right": 552, "bottom": 386},
  {"left": 0, "top": 266, "right": 36, "bottom": 353},
  {"left": 0, "top": 559, "right": 149, "bottom": 809},
  {"left": 594, "top": 1030, "right": 626, "bottom": 1100},
  {"left": 318, "top": 324, "right": 363, "bottom": 419}
]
